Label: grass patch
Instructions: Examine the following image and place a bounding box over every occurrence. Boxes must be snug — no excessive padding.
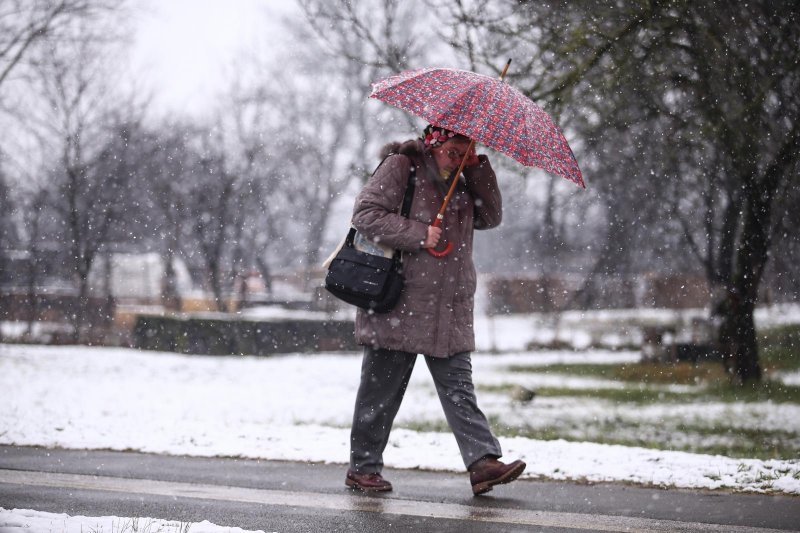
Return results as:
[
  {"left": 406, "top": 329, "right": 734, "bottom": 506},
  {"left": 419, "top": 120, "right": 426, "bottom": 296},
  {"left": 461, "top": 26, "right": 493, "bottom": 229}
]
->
[
  {"left": 480, "top": 383, "right": 691, "bottom": 403},
  {"left": 489, "top": 420, "right": 799, "bottom": 460},
  {"left": 615, "top": 362, "right": 729, "bottom": 384},
  {"left": 508, "top": 363, "right": 618, "bottom": 379},
  {"left": 504, "top": 361, "right": 800, "bottom": 403},
  {"left": 702, "top": 381, "right": 800, "bottom": 403},
  {"left": 399, "top": 420, "right": 455, "bottom": 434},
  {"left": 485, "top": 379, "right": 800, "bottom": 404},
  {"left": 508, "top": 362, "right": 729, "bottom": 385},
  {"left": 760, "top": 324, "right": 800, "bottom": 371}
]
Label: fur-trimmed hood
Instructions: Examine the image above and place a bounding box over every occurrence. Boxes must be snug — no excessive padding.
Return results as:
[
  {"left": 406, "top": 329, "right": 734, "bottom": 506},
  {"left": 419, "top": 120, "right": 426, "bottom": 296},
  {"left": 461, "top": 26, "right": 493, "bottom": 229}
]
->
[{"left": 378, "top": 139, "right": 425, "bottom": 161}]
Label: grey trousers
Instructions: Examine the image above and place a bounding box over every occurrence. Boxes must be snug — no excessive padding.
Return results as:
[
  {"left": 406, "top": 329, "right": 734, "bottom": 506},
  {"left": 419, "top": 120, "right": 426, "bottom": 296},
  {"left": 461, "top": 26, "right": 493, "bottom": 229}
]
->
[{"left": 349, "top": 347, "right": 502, "bottom": 473}]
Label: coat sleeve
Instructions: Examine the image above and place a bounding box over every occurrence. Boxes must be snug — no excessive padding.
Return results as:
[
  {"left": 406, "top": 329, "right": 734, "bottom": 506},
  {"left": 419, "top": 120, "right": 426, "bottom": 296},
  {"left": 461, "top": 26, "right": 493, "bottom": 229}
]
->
[
  {"left": 463, "top": 155, "right": 502, "bottom": 230},
  {"left": 352, "top": 154, "right": 429, "bottom": 251}
]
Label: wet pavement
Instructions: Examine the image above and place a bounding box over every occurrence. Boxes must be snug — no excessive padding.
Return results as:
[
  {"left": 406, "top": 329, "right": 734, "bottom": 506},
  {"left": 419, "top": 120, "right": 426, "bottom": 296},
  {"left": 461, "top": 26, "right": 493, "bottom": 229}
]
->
[{"left": 1, "top": 445, "right": 798, "bottom": 532}]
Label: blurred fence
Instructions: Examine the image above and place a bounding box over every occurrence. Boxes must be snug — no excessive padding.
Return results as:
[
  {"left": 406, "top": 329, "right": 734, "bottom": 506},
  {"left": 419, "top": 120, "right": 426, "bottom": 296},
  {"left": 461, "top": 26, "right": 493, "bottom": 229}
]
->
[
  {"left": 0, "top": 290, "right": 113, "bottom": 328},
  {"left": 133, "top": 314, "right": 358, "bottom": 356},
  {"left": 485, "top": 273, "right": 712, "bottom": 314}
]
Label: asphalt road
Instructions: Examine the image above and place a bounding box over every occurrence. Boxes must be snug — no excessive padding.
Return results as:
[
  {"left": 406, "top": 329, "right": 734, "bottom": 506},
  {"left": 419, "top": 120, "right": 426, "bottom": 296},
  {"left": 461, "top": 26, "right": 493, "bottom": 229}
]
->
[{"left": 0, "top": 445, "right": 798, "bottom": 532}]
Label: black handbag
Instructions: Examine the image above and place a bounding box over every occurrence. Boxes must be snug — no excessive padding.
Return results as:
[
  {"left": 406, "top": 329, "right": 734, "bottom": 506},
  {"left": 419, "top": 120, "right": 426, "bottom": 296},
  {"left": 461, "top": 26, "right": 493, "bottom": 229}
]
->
[{"left": 324, "top": 165, "right": 416, "bottom": 313}]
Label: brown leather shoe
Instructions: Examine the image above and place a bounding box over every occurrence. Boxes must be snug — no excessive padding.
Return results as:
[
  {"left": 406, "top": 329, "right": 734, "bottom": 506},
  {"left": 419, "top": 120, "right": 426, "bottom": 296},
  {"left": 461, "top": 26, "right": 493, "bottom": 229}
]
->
[
  {"left": 469, "top": 457, "right": 526, "bottom": 495},
  {"left": 345, "top": 469, "right": 393, "bottom": 492}
]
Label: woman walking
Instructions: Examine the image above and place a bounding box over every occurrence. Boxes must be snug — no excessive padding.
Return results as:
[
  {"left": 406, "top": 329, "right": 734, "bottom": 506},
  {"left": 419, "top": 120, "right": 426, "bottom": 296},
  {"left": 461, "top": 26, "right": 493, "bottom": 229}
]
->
[{"left": 346, "top": 124, "right": 526, "bottom": 495}]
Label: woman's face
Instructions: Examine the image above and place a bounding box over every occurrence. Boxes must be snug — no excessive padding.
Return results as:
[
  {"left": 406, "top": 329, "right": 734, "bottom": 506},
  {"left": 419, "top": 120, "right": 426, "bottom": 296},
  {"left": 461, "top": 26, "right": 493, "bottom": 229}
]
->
[{"left": 431, "top": 139, "right": 472, "bottom": 174}]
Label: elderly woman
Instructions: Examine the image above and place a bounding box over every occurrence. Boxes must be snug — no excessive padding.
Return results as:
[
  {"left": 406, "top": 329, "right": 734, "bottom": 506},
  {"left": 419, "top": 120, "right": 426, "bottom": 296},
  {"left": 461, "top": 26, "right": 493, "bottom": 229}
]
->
[{"left": 346, "top": 124, "right": 526, "bottom": 496}]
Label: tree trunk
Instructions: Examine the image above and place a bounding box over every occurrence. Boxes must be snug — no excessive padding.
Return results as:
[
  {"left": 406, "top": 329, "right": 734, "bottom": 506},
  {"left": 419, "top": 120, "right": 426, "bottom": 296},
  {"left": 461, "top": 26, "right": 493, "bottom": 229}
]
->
[
  {"left": 71, "top": 274, "right": 90, "bottom": 343},
  {"left": 161, "top": 246, "right": 181, "bottom": 311},
  {"left": 539, "top": 176, "right": 558, "bottom": 312},
  {"left": 256, "top": 255, "right": 272, "bottom": 297},
  {"left": 713, "top": 186, "right": 773, "bottom": 383},
  {"left": 25, "top": 199, "right": 43, "bottom": 338},
  {"left": 208, "top": 260, "right": 224, "bottom": 312},
  {"left": 714, "top": 288, "right": 761, "bottom": 383}
]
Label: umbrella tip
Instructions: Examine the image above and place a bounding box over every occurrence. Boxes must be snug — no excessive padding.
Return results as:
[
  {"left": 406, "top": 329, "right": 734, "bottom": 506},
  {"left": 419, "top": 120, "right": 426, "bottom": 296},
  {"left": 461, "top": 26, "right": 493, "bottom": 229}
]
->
[{"left": 500, "top": 59, "right": 512, "bottom": 80}]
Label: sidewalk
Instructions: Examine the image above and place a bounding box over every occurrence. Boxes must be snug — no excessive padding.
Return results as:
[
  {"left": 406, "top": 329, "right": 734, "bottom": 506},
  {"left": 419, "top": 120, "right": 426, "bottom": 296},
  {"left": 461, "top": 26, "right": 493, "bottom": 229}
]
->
[{"left": 1, "top": 445, "right": 798, "bottom": 532}]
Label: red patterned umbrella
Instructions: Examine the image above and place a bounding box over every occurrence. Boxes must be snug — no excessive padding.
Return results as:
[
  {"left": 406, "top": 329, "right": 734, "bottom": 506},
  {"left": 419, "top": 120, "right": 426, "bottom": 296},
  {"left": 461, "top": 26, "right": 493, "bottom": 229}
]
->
[{"left": 370, "top": 64, "right": 585, "bottom": 189}]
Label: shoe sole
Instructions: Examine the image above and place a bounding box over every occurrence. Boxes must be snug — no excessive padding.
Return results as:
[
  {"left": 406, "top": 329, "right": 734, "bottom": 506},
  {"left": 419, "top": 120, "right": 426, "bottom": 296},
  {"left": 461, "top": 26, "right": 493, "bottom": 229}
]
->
[
  {"left": 472, "top": 461, "right": 527, "bottom": 496},
  {"left": 345, "top": 477, "right": 393, "bottom": 492}
]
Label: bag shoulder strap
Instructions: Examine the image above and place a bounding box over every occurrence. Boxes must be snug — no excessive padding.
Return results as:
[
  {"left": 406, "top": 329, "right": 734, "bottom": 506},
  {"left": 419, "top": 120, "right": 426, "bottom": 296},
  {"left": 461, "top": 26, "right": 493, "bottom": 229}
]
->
[
  {"left": 346, "top": 160, "right": 417, "bottom": 259},
  {"left": 370, "top": 152, "right": 416, "bottom": 217},
  {"left": 400, "top": 164, "right": 416, "bottom": 217},
  {"left": 392, "top": 164, "right": 416, "bottom": 264}
]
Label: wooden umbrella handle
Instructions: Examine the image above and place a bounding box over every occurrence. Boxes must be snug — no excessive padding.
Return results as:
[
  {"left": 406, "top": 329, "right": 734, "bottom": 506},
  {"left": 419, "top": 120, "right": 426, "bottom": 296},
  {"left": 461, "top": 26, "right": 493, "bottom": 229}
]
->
[
  {"left": 426, "top": 59, "right": 512, "bottom": 259},
  {"left": 426, "top": 138, "right": 477, "bottom": 258}
]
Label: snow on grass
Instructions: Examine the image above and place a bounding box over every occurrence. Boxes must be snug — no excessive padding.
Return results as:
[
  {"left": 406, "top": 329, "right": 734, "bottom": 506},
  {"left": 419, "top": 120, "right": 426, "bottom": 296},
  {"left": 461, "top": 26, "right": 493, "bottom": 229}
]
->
[
  {"left": 473, "top": 303, "right": 800, "bottom": 350},
  {"left": 0, "top": 508, "right": 264, "bottom": 533},
  {"left": 481, "top": 395, "right": 800, "bottom": 434},
  {"left": 482, "top": 395, "right": 800, "bottom": 461},
  {"left": 1, "top": 343, "right": 798, "bottom": 495},
  {"left": 776, "top": 370, "right": 800, "bottom": 386}
]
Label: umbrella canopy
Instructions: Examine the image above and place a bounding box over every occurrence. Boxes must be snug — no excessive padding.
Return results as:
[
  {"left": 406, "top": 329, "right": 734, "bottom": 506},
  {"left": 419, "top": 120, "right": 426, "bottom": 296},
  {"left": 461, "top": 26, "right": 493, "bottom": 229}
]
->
[{"left": 370, "top": 67, "right": 585, "bottom": 188}]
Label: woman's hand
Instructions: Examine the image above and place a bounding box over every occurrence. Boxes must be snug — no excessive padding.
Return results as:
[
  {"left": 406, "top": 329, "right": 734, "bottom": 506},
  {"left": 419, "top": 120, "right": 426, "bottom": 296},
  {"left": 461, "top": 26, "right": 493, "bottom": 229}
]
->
[
  {"left": 422, "top": 225, "right": 443, "bottom": 248},
  {"left": 464, "top": 148, "right": 481, "bottom": 167}
]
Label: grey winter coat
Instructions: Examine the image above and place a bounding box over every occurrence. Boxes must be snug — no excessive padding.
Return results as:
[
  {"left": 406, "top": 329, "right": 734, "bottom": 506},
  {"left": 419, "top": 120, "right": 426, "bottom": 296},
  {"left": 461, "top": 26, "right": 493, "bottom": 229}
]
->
[{"left": 352, "top": 139, "right": 502, "bottom": 358}]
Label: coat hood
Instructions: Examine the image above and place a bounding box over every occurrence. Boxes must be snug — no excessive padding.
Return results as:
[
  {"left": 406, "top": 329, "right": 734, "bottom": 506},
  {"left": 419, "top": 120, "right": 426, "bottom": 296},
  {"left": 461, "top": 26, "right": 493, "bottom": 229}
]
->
[{"left": 378, "top": 139, "right": 425, "bottom": 161}]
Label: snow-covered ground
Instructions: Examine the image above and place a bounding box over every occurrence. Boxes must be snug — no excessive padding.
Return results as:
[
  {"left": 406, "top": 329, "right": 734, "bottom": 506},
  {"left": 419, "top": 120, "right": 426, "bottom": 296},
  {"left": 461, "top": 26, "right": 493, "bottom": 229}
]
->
[
  {"left": 1, "top": 343, "right": 798, "bottom": 496},
  {"left": 0, "top": 509, "right": 263, "bottom": 533},
  {"left": 2, "top": 305, "right": 799, "bottom": 531},
  {"left": 471, "top": 302, "right": 800, "bottom": 351}
]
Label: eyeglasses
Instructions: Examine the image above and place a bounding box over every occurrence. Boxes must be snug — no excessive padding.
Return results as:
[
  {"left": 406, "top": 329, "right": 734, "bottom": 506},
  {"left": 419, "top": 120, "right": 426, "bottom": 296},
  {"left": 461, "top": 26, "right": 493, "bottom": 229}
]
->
[{"left": 445, "top": 149, "right": 468, "bottom": 161}]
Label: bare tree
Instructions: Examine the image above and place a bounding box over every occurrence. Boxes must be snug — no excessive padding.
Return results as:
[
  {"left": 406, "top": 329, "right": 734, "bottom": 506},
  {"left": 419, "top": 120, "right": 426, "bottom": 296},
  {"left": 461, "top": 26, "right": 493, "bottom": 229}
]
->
[
  {"left": 0, "top": 168, "right": 17, "bottom": 250},
  {"left": 1, "top": 1, "right": 101, "bottom": 85},
  {"left": 222, "top": 69, "right": 356, "bottom": 290},
  {"left": 20, "top": 188, "right": 49, "bottom": 337},
  {"left": 266, "top": 0, "right": 450, "bottom": 276},
  {"left": 0, "top": 169, "right": 13, "bottom": 341},
  {"left": 138, "top": 124, "right": 195, "bottom": 310},
  {"left": 298, "top": 0, "right": 448, "bottom": 132},
  {"left": 270, "top": 76, "right": 356, "bottom": 271},
  {"left": 179, "top": 127, "right": 239, "bottom": 312},
  {"left": 223, "top": 81, "right": 283, "bottom": 298},
  {"left": 138, "top": 115, "right": 271, "bottom": 313},
  {"left": 297, "top": 0, "right": 426, "bottom": 71},
  {"left": 29, "top": 10, "right": 133, "bottom": 341},
  {"left": 210, "top": 1, "right": 434, "bottom": 294},
  {"left": 1, "top": 1, "right": 120, "bottom": 313}
]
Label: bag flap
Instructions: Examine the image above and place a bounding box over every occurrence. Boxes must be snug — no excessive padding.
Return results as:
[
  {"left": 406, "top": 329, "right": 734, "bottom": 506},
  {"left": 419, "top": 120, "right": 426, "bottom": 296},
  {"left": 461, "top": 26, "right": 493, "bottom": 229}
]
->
[{"left": 333, "top": 246, "right": 394, "bottom": 271}]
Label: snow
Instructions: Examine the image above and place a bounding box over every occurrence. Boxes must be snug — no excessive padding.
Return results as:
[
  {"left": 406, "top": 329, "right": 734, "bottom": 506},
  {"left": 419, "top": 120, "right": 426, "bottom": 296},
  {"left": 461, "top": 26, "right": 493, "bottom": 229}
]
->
[
  {"left": 0, "top": 509, "right": 264, "bottom": 533},
  {"left": 474, "top": 302, "right": 800, "bottom": 351},
  {"left": 86, "top": 252, "right": 193, "bottom": 300},
  {"left": 1, "top": 304, "right": 798, "bottom": 530},
  {"left": 237, "top": 305, "right": 340, "bottom": 321},
  {"left": 777, "top": 370, "right": 800, "bottom": 386},
  {"left": 1, "top": 342, "right": 798, "bottom": 497}
]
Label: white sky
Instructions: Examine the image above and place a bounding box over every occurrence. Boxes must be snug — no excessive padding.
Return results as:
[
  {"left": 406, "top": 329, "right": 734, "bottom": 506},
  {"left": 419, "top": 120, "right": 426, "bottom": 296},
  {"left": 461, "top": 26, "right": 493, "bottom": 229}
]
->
[{"left": 129, "top": 0, "right": 295, "bottom": 117}]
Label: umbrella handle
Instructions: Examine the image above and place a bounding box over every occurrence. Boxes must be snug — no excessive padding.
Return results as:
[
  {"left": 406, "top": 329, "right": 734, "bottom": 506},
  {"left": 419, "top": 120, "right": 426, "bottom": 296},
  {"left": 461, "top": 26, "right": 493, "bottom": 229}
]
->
[
  {"left": 426, "top": 216, "right": 453, "bottom": 258},
  {"left": 427, "top": 59, "right": 511, "bottom": 260},
  {"left": 426, "top": 138, "right": 477, "bottom": 259}
]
